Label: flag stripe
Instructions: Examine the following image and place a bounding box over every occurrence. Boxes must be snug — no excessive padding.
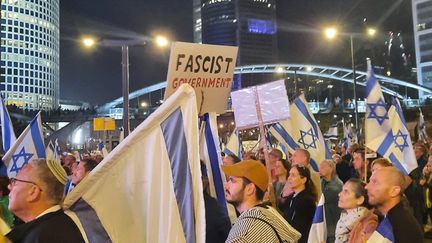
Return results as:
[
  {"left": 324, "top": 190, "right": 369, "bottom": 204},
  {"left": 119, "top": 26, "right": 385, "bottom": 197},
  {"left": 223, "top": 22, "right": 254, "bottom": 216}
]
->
[
  {"left": 1, "top": 96, "right": 15, "bottom": 152},
  {"left": 272, "top": 123, "right": 299, "bottom": 150},
  {"left": 312, "top": 205, "right": 324, "bottom": 223},
  {"left": 373, "top": 217, "right": 395, "bottom": 242},
  {"left": 366, "top": 73, "right": 376, "bottom": 95},
  {"left": 160, "top": 108, "right": 196, "bottom": 243},
  {"left": 69, "top": 198, "right": 112, "bottom": 243},
  {"left": 223, "top": 148, "right": 236, "bottom": 156},
  {"left": 203, "top": 114, "right": 228, "bottom": 216},
  {"left": 310, "top": 158, "right": 319, "bottom": 172},
  {"left": 30, "top": 117, "right": 46, "bottom": 158},
  {"left": 393, "top": 99, "right": 407, "bottom": 129},
  {"left": 2, "top": 107, "right": 12, "bottom": 151},
  {"left": 294, "top": 98, "right": 320, "bottom": 140},
  {"left": 376, "top": 131, "right": 394, "bottom": 157},
  {"left": 388, "top": 153, "right": 409, "bottom": 176}
]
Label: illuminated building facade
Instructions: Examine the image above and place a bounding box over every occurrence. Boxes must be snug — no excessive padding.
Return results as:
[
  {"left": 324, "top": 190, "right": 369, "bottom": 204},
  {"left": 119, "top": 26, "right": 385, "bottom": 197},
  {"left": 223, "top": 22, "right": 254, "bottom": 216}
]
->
[
  {"left": 413, "top": 0, "right": 432, "bottom": 97},
  {"left": 200, "top": 0, "right": 278, "bottom": 89},
  {"left": 1, "top": 0, "right": 60, "bottom": 110}
]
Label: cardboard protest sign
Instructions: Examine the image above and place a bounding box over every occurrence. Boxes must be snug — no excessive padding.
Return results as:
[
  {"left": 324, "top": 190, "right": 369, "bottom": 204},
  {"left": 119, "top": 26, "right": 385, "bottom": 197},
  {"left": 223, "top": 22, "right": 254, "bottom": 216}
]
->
[
  {"left": 164, "top": 42, "right": 238, "bottom": 115},
  {"left": 231, "top": 80, "right": 290, "bottom": 129}
]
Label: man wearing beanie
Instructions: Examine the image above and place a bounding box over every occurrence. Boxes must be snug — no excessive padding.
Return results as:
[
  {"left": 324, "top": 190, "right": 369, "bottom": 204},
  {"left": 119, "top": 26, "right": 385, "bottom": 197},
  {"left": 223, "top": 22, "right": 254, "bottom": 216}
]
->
[
  {"left": 222, "top": 160, "right": 301, "bottom": 242},
  {"left": 6, "top": 159, "right": 84, "bottom": 243}
]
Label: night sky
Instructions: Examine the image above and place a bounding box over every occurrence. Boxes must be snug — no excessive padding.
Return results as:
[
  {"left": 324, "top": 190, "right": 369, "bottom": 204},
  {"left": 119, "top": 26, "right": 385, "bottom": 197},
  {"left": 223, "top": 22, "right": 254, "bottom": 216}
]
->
[{"left": 60, "top": 0, "right": 413, "bottom": 105}]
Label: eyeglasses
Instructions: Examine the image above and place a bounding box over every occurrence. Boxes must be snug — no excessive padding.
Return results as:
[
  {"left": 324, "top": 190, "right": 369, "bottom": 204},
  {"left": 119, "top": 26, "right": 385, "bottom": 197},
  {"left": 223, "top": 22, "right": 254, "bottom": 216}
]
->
[{"left": 10, "top": 178, "right": 43, "bottom": 191}]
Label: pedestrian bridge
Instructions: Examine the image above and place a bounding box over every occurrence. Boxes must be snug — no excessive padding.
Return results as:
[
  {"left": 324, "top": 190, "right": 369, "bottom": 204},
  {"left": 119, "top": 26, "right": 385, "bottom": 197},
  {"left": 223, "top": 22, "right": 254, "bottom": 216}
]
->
[{"left": 97, "top": 64, "right": 432, "bottom": 113}]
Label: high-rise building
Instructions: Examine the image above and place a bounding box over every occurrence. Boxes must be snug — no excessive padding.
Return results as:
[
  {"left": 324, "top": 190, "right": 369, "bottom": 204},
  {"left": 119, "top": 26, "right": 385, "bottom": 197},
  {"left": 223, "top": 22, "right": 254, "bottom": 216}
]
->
[
  {"left": 200, "top": 0, "right": 278, "bottom": 88},
  {"left": 201, "top": 0, "right": 277, "bottom": 65},
  {"left": 1, "top": 0, "right": 60, "bottom": 110},
  {"left": 193, "top": 0, "right": 202, "bottom": 43},
  {"left": 412, "top": 0, "right": 432, "bottom": 98}
]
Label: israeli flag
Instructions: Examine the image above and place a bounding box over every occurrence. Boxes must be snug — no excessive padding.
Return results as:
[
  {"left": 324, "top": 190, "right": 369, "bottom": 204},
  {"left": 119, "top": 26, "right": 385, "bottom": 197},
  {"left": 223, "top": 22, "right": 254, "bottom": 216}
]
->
[
  {"left": 45, "top": 140, "right": 57, "bottom": 163},
  {"left": 199, "top": 112, "right": 228, "bottom": 216},
  {"left": 0, "top": 95, "right": 16, "bottom": 152},
  {"left": 54, "top": 139, "right": 61, "bottom": 162},
  {"left": 367, "top": 217, "right": 394, "bottom": 243},
  {"left": 324, "top": 123, "right": 339, "bottom": 140},
  {"left": 98, "top": 141, "right": 108, "bottom": 158},
  {"left": 342, "top": 120, "right": 351, "bottom": 150},
  {"left": 63, "top": 84, "right": 205, "bottom": 243},
  {"left": 223, "top": 129, "right": 242, "bottom": 159},
  {"left": 270, "top": 94, "right": 331, "bottom": 171},
  {"left": 2, "top": 112, "right": 45, "bottom": 178},
  {"left": 308, "top": 194, "right": 327, "bottom": 243},
  {"left": 377, "top": 98, "right": 418, "bottom": 175},
  {"left": 365, "top": 59, "right": 391, "bottom": 153},
  {"left": 418, "top": 108, "right": 429, "bottom": 142}
]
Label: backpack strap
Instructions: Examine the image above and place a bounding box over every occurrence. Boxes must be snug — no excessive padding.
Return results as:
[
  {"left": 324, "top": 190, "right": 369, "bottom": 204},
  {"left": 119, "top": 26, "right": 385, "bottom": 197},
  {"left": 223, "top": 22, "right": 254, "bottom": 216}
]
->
[{"left": 242, "top": 216, "right": 284, "bottom": 243}]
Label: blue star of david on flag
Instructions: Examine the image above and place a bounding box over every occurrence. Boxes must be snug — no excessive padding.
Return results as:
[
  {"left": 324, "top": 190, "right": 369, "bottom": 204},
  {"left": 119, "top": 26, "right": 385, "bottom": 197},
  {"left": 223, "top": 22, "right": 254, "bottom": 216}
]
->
[
  {"left": 298, "top": 128, "right": 318, "bottom": 149},
  {"left": 393, "top": 130, "right": 409, "bottom": 153},
  {"left": 10, "top": 147, "right": 34, "bottom": 173},
  {"left": 367, "top": 98, "right": 389, "bottom": 125}
]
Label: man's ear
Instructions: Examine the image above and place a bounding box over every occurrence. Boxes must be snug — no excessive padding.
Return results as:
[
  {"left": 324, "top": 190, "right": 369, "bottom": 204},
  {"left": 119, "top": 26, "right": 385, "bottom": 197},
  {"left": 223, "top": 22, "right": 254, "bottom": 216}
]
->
[
  {"left": 389, "top": 185, "right": 401, "bottom": 198},
  {"left": 245, "top": 183, "right": 256, "bottom": 197},
  {"left": 26, "top": 185, "right": 42, "bottom": 203}
]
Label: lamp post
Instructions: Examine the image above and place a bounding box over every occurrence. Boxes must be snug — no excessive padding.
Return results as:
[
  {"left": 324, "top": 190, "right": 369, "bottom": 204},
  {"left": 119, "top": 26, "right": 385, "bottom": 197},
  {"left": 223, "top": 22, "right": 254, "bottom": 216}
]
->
[
  {"left": 82, "top": 36, "right": 169, "bottom": 138},
  {"left": 324, "top": 27, "right": 375, "bottom": 130}
]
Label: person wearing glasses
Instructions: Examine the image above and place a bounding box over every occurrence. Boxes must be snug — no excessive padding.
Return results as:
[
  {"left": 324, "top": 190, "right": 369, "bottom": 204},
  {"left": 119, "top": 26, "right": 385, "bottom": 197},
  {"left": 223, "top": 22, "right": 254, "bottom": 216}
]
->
[
  {"left": 6, "top": 159, "right": 85, "bottom": 243},
  {"left": 279, "top": 164, "right": 317, "bottom": 243}
]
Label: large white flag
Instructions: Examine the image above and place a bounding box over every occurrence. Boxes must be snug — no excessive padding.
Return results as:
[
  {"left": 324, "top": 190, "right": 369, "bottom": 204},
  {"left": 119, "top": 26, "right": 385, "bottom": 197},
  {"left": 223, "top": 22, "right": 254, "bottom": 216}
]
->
[
  {"left": 270, "top": 94, "right": 331, "bottom": 171},
  {"left": 0, "top": 95, "right": 16, "bottom": 153},
  {"left": 2, "top": 112, "right": 45, "bottom": 178},
  {"left": 63, "top": 84, "right": 205, "bottom": 243},
  {"left": 377, "top": 99, "right": 418, "bottom": 175},
  {"left": 365, "top": 59, "right": 391, "bottom": 153}
]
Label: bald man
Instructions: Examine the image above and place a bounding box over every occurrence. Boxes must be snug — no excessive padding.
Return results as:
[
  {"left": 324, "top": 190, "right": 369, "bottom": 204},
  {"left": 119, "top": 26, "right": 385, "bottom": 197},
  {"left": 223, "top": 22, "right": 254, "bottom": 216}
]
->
[{"left": 365, "top": 167, "right": 423, "bottom": 243}]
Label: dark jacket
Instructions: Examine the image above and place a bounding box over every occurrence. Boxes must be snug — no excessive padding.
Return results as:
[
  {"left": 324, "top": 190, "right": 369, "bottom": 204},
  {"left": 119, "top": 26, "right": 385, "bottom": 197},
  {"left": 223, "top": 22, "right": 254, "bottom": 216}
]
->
[
  {"left": 280, "top": 190, "right": 316, "bottom": 243},
  {"left": 386, "top": 201, "right": 423, "bottom": 243},
  {"left": 321, "top": 176, "right": 343, "bottom": 243},
  {"left": 203, "top": 192, "right": 231, "bottom": 243},
  {"left": 6, "top": 209, "right": 85, "bottom": 243}
]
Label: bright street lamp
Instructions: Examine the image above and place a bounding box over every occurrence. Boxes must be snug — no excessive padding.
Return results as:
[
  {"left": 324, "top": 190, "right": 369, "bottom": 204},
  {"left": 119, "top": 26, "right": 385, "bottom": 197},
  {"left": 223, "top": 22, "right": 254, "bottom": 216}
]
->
[
  {"left": 81, "top": 35, "right": 169, "bottom": 138},
  {"left": 323, "top": 26, "right": 377, "bottom": 130},
  {"left": 155, "top": 35, "right": 169, "bottom": 47},
  {"left": 324, "top": 27, "right": 338, "bottom": 40},
  {"left": 367, "top": 28, "right": 377, "bottom": 37},
  {"left": 82, "top": 37, "right": 96, "bottom": 47}
]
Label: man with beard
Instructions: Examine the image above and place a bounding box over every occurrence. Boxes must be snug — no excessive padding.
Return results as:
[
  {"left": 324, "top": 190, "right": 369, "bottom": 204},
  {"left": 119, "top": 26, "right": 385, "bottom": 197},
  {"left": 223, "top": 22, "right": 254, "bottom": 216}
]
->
[
  {"left": 365, "top": 167, "right": 423, "bottom": 243},
  {"left": 222, "top": 160, "right": 301, "bottom": 242}
]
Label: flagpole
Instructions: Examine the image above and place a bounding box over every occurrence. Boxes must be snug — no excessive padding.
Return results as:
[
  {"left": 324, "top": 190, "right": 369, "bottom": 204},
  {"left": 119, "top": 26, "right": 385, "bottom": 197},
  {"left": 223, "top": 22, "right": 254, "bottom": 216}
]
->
[{"left": 253, "top": 87, "right": 273, "bottom": 188}]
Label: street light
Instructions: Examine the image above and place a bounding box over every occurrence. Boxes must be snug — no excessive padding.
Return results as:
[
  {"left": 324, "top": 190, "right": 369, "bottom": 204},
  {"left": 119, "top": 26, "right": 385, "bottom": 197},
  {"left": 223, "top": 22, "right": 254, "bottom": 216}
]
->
[
  {"left": 323, "top": 26, "right": 376, "bottom": 130},
  {"left": 324, "top": 27, "right": 338, "bottom": 40},
  {"left": 82, "top": 35, "right": 169, "bottom": 138}
]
